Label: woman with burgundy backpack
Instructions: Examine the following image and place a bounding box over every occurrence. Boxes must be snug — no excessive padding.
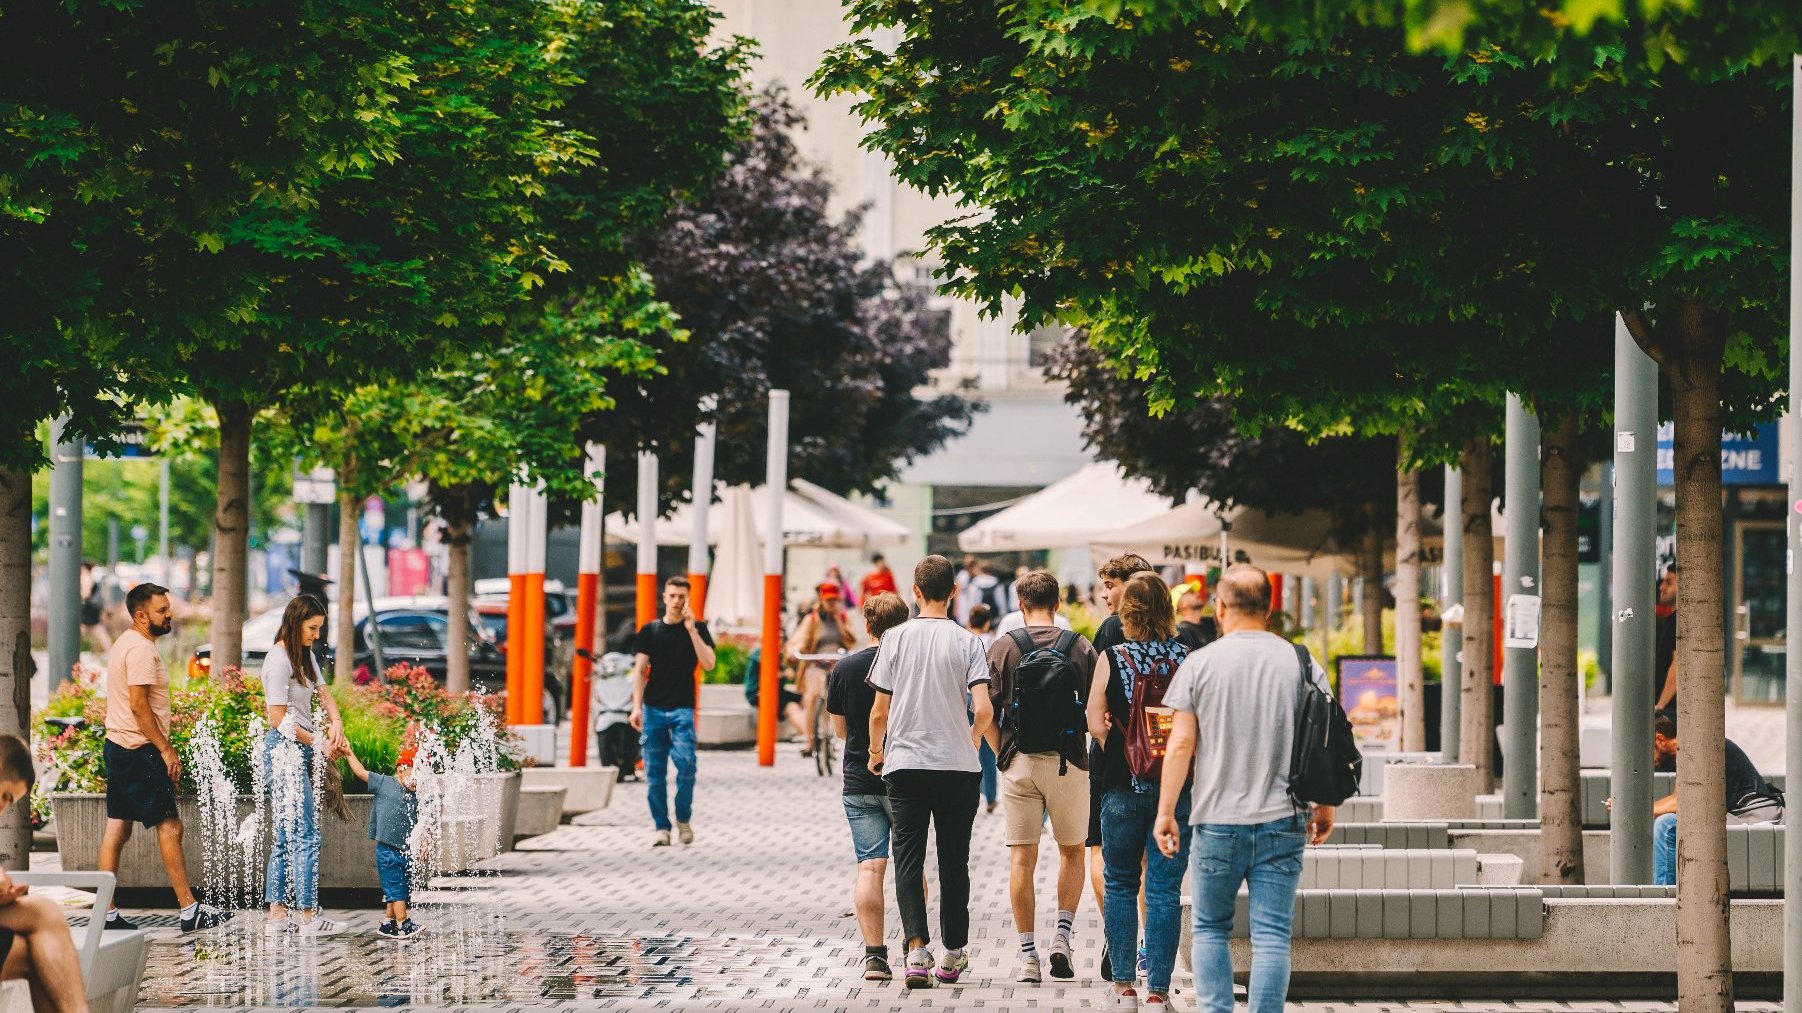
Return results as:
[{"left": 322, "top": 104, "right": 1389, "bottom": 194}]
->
[{"left": 1085, "top": 572, "right": 1191, "bottom": 1011}]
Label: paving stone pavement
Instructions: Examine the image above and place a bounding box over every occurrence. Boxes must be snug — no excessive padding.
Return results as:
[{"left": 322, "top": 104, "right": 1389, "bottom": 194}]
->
[{"left": 116, "top": 747, "right": 1772, "bottom": 1012}]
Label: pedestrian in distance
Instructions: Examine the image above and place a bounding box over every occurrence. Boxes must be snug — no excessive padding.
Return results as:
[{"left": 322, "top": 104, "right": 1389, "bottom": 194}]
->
[
  {"left": 629, "top": 576, "right": 716, "bottom": 848},
  {"left": 337, "top": 745, "right": 424, "bottom": 940},
  {"left": 261, "top": 593, "right": 351, "bottom": 936},
  {"left": 867, "top": 555, "right": 994, "bottom": 989},
  {"left": 1085, "top": 552, "right": 1154, "bottom": 981},
  {"left": 1156, "top": 564, "right": 1338, "bottom": 1013},
  {"left": 860, "top": 553, "right": 899, "bottom": 602},
  {"left": 1089, "top": 572, "right": 1191, "bottom": 1010},
  {"left": 79, "top": 561, "right": 112, "bottom": 654},
  {"left": 1174, "top": 583, "right": 1219, "bottom": 652},
  {"left": 986, "top": 570, "right": 1095, "bottom": 984},
  {"left": 966, "top": 604, "right": 1001, "bottom": 813},
  {"left": 1614, "top": 711, "right": 1784, "bottom": 886},
  {"left": 826, "top": 592, "right": 913, "bottom": 982},
  {"left": 97, "top": 583, "right": 233, "bottom": 934}
]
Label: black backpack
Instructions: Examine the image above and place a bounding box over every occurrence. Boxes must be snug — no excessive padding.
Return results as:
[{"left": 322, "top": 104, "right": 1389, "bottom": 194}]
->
[
  {"left": 1006, "top": 628, "right": 1088, "bottom": 773},
  {"left": 1287, "top": 644, "right": 1362, "bottom": 808}
]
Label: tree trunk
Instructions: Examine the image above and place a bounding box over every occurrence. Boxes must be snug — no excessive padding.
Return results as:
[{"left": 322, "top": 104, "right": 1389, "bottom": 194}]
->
[
  {"left": 1458, "top": 438, "right": 1496, "bottom": 792},
  {"left": 335, "top": 491, "right": 360, "bottom": 684},
  {"left": 208, "top": 402, "right": 253, "bottom": 672},
  {"left": 1639, "top": 303, "right": 1732, "bottom": 1010},
  {"left": 1396, "top": 462, "right": 1424, "bottom": 750},
  {"left": 1538, "top": 412, "right": 1584, "bottom": 884},
  {"left": 444, "top": 508, "right": 472, "bottom": 695},
  {"left": 0, "top": 471, "right": 34, "bottom": 869},
  {"left": 1360, "top": 513, "right": 1384, "bottom": 655}
]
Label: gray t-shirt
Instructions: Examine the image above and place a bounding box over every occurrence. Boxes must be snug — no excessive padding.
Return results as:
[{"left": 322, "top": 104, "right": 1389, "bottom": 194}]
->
[
  {"left": 1165, "top": 630, "right": 1332, "bottom": 825},
  {"left": 261, "top": 647, "right": 317, "bottom": 733},
  {"left": 366, "top": 771, "right": 418, "bottom": 850},
  {"left": 866, "top": 616, "right": 990, "bottom": 774}
]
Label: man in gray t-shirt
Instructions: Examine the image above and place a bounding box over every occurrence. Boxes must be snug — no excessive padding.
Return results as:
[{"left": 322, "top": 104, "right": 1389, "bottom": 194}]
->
[
  {"left": 1153, "top": 565, "right": 1335, "bottom": 1013},
  {"left": 867, "top": 555, "right": 994, "bottom": 989}
]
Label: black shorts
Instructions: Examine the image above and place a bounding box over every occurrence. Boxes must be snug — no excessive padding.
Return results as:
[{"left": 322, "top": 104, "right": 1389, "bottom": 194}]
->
[
  {"left": 0, "top": 928, "right": 13, "bottom": 967},
  {"left": 103, "top": 740, "right": 179, "bottom": 829}
]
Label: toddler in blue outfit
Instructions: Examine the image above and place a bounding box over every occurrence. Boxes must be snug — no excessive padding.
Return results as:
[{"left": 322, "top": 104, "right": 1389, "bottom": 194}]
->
[{"left": 341, "top": 745, "right": 422, "bottom": 940}]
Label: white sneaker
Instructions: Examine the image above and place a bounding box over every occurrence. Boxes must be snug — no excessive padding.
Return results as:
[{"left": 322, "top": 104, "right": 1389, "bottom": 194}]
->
[
  {"left": 1016, "top": 954, "right": 1042, "bottom": 983},
  {"left": 297, "top": 916, "right": 347, "bottom": 937},
  {"left": 1105, "top": 985, "right": 1140, "bottom": 1011},
  {"left": 1048, "top": 935, "right": 1075, "bottom": 979},
  {"left": 263, "top": 916, "right": 291, "bottom": 936},
  {"left": 676, "top": 822, "right": 694, "bottom": 845},
  {"left": 653, "top": 829, "right": 672, "bottom": 847}
]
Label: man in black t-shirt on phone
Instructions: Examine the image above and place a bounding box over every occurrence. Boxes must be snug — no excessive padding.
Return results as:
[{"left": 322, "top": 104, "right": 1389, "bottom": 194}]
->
[{"left": 629, "top": 576, "right": 716, "bottom": 848}]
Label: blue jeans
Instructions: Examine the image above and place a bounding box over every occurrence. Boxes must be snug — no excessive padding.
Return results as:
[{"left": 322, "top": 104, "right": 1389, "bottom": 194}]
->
[
  {"left": 640, "top": 706, "right": 696, "bottom": 831},
  {"left": 263, "top": 732, "right": 321, "bottom": 910},
  {"left": 1100, "top": 785, "right": 1191, "bottom": 994},
  {"left": 843, "top": 794, "right": 894, "bottom": 862},
  {"left": 1654, "top": 812, "right": 1677, "bottom": 885},
  {"left": 1190, "top": 815, "right": 1309, "bottom": 1013},
  {"left": 376, "top": 842, "right": 411, "bottom": 903}
]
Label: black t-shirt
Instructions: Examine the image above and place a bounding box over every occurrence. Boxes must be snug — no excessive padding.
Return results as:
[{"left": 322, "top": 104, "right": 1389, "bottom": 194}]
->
[
  {"left": 826, "top": 646, "right": 883, "bottom": 797},
  {"left": 634, "top": 619, "right": 714, "bottom": 710},
  {"left": 1088, "top": 616, "right": 1126, "bottom": 774},
  {"left": 1177, "top": 619, "right": 1218, "bottom": 652},
  {"left": 1654, "top": 613, "right": 1677, "bottom": 710},
  {"left": 1725, "top": 739, "right": 1771, "bottom": 807}
]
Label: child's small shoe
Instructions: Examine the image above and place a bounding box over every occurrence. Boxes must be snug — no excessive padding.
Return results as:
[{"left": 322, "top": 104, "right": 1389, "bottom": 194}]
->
[
  {"left": 394, "top": 918, "right": 423, "bottom": 941},
  {"left": 376, "top": 920, "right": 400, "bottom": 940}
]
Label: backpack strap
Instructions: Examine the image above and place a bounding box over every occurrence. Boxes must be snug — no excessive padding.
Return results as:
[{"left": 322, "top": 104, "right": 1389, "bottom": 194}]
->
[
  {"left": 1051, "top": 629, "right": 1080, "bottom": 656},
  {"left": 1006, "top": 627, "right": 1037, "bottom": 656}
]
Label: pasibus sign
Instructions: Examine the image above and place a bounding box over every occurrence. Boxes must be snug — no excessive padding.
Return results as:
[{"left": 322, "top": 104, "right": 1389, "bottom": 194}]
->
[
  {"left": 83, "top": 421, "right": 153, "bottom": 459},
  {"left": 1656, "top": 422, "right": 1778, "bottom": 486}
]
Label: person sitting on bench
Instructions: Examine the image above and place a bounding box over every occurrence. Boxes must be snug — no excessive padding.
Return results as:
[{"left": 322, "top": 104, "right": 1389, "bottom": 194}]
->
[
  {"left": 0, "top": 734, "right": 91, "bottom": 1013},
  {"left": 1648, "top": 712, "right": 1782, "bottom": 886}
]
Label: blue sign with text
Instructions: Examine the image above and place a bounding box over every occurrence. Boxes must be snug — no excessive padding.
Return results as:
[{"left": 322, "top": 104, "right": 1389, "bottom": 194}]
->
[{"left": 1656, "top": 422, "right": 1778, "bottom": 486}]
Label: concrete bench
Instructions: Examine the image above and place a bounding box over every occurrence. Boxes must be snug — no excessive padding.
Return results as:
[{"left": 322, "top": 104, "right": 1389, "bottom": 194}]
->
[
  {"left": 1179, "top": 887, "right": 1546, "bottom": 960},
  {"left": 18, "top": 872, "right": 149, "bottom": 1013},
  {"left": 514, "top": 786, "right": 568, "bottom": 840},
  {"left": 1357, "top": 752, "right": 1442, "bottom": 797},
  {"left": 521, "top": 766, "right": 616, "bottom": 815},
  {"left": 1538, "top": 885, "right": 1677, "bottom": 899},
  {"left": 1326, "top": 822, "right": 1450, "bottom": 849},
  {"left": 1444, "top": 819, "right": 1542, "bottom": 831},
  {"left": 1728, "top": 823, "right": 1783, "bottom": 893},
  {"left": 1299, "top": 849, "right": 1480, "bottom": 890},
  {"left": 1335, "top": 797, "right": 1384, "bottom": 823},
  {"left": 697, "top": 685, "right": 757, "bottom": 746}
]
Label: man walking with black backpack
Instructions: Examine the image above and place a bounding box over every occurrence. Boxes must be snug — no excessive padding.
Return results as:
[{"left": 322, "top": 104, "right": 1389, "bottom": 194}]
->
[
  {"left": 983, "top": 571, "right": 1095, "bottom": 984},
  {"left": 1155, "top": 564, "right": 1337, "bottom": 1013}
]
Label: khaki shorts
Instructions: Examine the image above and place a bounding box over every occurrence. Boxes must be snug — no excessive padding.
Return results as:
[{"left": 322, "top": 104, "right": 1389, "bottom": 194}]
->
[{"left": 1001, "top": 751, "right": 1092, "bottom": 847}]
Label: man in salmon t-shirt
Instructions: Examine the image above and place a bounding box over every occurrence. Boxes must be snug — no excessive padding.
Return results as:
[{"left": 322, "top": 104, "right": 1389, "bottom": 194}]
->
[{"left": 97, "top": 583, "right": 230, "bottom": 933}]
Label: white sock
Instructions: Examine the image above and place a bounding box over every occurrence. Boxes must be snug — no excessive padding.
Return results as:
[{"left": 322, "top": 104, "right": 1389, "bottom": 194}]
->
[
  {"left": 105, "top": 909, "right": 122, "bottom": 922},
  {"left": 1019, "top": 932, "right": 1038, "bottom": 958},
  {"left": 180, "top": 902, "right": 199, "bottom": 919},
  {"left": 1056, "top": 909, "right": 1076, "bottom": 946}
]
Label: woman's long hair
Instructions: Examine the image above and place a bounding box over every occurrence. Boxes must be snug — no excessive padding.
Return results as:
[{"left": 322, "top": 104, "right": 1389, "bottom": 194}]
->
[
  {"left": 274, "top": 594, "right": 326, "bottom": 688},
  {"left": 1119, "top": 572, "right": 1176, "bottom": 643}
]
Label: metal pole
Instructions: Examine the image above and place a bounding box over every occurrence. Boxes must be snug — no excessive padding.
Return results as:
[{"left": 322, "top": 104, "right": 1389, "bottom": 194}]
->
[
  {"left": 1599, "top": 487, "right": 1624, "bottom": 676},
  {"left": 636, "top": 452, "right": 659, "bottom": 630},
  {"left": 1441, "top": 465, "right": 1464, "bottom": 762},
  {"left": 522, "top": 487, "right": 547, "bottom": 725},
  {"left": 1782, "top": 54, "right": 1802, "bottom": 1003},
  {"left": 1324, "top": 569, "right": 1341, "bottom": 666},
  {"left": 47, "top": 418, "right": 83, "bottom": 691},
  {"left": 570, "top": 443, "right": 605, "bottom": 767},
  {"left": 757, "top": 391, "right": 790, "bottom": 767},
  {"left": 1611, "top": 315, "right": 1659, "bottom": 884},
  {"left": 1501, "top": 394, "right": 1541, "bottom": 819},
  {"left": 688, "top": 400, "right": 718, "bottom": 709},
  {"left": 158, "top": 456, "right": 170, "bottom": 586},
  {"left": 303, "top": 503, "right": 329, "bottom": 577},
  {"left": 106, "top": 517, "right": 119, "bottom": 571},
  {"left": 506, "top": 484, "right": 528, "bottom": 725}
]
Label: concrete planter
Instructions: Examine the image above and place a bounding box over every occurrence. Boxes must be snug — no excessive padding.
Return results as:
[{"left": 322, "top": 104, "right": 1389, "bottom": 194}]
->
[
  {"left": 51, "top": 774, "right": 521, "bottom": 888},
  {"left": 1382, "top": 763, "right": 1479, "bottom": 822},
  {"left": 520, "top": 766, "right": 616, "bottom": 815},
  {"left": 515, "top": 787, "right": 568, "bottom": 839},
  {"left": 513, "top": 724, "right": 558, "bottom": 766}
]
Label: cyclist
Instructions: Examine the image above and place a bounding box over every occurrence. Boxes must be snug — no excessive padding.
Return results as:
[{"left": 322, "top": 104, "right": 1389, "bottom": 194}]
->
[{"left": 787, "top": 583, "right": 858, "bottom": 759}]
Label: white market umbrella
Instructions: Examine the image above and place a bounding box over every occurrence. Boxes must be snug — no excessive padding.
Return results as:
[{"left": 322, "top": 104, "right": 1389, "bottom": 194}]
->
[
  {"left": 606, "top": 482, "right": 909, "bottom": 550},
  {"left": 959, "top": 462, "right": 1173, "bottom": 552},
  {"left": 1090, "top": 500, "right": 1350, "bottom": 580},
  {"left": 703, "top": 486, "right": 766, "bottom": 630}
]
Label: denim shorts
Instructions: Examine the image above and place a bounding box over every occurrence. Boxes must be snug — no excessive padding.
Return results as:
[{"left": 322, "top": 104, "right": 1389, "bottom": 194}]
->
[
  {"left": 843, "top": 794, "right": 893, "bottom": 862},
  {"left": 375, "top": 842, "right": 411, "bottom": 903}
]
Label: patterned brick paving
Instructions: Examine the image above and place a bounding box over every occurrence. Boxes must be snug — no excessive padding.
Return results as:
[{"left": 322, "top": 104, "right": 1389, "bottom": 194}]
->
[{"left": 91, "top": 747, "right": 1774, "bottom": 1011}]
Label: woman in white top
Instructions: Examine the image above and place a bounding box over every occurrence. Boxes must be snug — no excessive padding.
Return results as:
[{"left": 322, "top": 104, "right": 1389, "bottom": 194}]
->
[{"left": 261, "top": 594, "right": 349, "bottom": 936}]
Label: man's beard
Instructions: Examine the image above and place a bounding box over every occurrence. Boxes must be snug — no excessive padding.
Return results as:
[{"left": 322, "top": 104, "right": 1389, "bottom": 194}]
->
[{"left": 148, "top": 621, "right": 173, "bottom": 637}]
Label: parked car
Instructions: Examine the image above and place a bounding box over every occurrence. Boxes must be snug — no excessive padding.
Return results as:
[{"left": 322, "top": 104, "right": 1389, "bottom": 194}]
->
[
  {"left": 471, "top": 578, "right": 577, "bottom": 691},
  {"left": 190, "top": 595, "right": 567, "bottom": 724}
]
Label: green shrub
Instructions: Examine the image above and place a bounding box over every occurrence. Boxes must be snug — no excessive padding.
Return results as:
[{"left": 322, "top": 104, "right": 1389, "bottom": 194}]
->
[
  {"left": 1322, "top": 609, "right": 1443, "bottom": 683},
  {"left": 709, "top": 640, "right": 751, "bottom": 685}
]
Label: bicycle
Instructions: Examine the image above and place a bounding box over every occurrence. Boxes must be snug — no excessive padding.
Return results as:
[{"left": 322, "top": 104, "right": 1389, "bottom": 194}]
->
[{"left": 795, "top": 651, "right": 845, "bottom": 777}]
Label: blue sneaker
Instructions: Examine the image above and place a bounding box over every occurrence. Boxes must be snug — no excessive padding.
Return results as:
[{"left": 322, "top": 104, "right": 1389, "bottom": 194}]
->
[{"left": 1136, "top": 945, "right": 1147, "bottom": 978}]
